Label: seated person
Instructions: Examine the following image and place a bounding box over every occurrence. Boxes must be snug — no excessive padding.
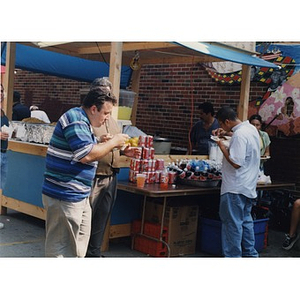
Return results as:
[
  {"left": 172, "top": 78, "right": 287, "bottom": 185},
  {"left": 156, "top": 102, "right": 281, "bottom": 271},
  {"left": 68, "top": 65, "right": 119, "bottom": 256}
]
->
[
  {"left": 190, "top": 102, "right": 219, "bottom": 155},
  {"left": 249, "top": 114, "right": 271, "bottom": 172},
  {"left": 30, "top": 105, "right": 51, "bottom": 123},
  {"left": 12, "top": 91, "right": 30, "bottom": 121},
  {"left": 249, "top": 114, "right": 270, "bottom": 157},
  {"left": 282, "top": 198, "right": 300, "bottom": 250}
]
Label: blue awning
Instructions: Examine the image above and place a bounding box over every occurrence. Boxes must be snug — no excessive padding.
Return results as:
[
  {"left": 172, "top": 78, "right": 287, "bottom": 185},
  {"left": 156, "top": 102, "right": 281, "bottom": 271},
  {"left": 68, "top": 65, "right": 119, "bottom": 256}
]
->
[
  {"left": 1, "top": 42, "right": 281, "bottom": 88},
  {"left": 1, "top": 43, "right": 133, "bottom": 89},
  {"left": 176, "top": 42, "right": 280, "bottom": 69}
]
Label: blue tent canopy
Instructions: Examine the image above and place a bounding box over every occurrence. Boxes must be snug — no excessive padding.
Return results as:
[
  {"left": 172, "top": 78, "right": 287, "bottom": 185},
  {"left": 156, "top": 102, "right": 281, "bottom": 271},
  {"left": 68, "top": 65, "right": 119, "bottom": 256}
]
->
[
  {"left": 1, "top": 42, "right": 282, "bottom": 89},
  {"left": 1, "top": 43, "right": 133, "bottom": 89},
  {"left": 176, "top": 42, "right": 280, "bottom": 69}
]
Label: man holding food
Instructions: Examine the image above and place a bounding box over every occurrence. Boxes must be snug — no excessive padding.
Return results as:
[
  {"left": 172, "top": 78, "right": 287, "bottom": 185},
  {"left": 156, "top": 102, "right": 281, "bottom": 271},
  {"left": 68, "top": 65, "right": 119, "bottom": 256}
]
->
[
  {"left": 42, "top": 87, "right": 129, "bottom": 257},
  {"left": 214, "top": 106, "right": 260, "bottom": 257},
  {"left": 86, "top": 78, "right": 141, "bottom": 257}
]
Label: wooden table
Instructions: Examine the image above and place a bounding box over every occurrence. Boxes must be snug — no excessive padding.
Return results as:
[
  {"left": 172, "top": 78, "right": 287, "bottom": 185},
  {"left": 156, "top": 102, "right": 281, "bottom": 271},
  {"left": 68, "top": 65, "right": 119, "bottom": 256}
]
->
[
  {"left": 117, "top": 181, "right": 295, "bottom": 257},
  {"left": 118, "top": 181, "right": 296, "bottom": 196}
]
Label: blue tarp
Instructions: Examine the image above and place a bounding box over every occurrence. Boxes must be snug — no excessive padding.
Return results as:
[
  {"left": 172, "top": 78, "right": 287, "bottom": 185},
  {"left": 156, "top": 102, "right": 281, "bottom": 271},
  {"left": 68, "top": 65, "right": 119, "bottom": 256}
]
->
[
  {"left": 1, "top": 42, "right": 282, "bottom": 87},
  {"left": 265, "top": 44, "right": 300, "bottom": 72},
  {"left": 1, "top": 43, "right": 133, "bottom": 88},
  {"left": 176, "top": 42, "right": 280, "bottom": 69}
]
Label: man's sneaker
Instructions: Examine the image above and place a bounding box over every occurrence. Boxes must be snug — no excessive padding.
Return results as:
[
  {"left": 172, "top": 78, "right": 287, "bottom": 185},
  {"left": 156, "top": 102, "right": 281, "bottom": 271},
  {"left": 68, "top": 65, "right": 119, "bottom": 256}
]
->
[{"left": 282, "top": 233, "right": 299, "bottom": 250}]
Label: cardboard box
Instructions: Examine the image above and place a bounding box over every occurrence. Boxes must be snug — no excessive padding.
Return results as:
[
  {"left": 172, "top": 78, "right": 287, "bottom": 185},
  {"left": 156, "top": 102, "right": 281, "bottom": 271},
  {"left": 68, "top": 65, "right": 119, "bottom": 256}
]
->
[{"left": 144, "top": 200, "right": 199, "bottom": 256}]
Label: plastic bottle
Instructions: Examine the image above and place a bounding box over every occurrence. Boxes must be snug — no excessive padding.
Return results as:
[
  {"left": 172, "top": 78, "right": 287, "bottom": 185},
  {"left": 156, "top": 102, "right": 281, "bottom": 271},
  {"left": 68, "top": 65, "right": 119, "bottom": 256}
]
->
[
  {"left": 160, "top": 168, "right": 169, "bottom": 189},
  {"left": 179, "top": 159, "right": 187, "bottom": 170},
  {"left": 193, "top": 166, "right": 200, "bottom": 180},
  {"left": 176, "top": 167, "right": 186, "bottom": 179},
  {"left": 184, "top": 168, "right": 193, "bottom": 180}
]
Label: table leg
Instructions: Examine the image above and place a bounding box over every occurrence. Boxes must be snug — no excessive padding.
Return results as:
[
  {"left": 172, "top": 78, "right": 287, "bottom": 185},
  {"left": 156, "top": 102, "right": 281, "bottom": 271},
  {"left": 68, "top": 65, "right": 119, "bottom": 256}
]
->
[
  {"left": 141, "top": 195, "right": 147, "bottom": 234},
  {"left": 131, "top": 195, "right": 147, "bottom": 250},
  {"left": 160, "top": 196, "right": 170, "bottom": 257},
  {"left": 132, "top": 195, "right": 171, "bottom": 257}
]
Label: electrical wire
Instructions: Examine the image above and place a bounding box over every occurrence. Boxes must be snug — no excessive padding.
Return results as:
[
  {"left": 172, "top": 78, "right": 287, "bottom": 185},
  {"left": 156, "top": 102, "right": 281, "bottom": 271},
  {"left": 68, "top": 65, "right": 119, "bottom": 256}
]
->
[{"left": 96, "top": 42, "right": 109, "bottom": 67}]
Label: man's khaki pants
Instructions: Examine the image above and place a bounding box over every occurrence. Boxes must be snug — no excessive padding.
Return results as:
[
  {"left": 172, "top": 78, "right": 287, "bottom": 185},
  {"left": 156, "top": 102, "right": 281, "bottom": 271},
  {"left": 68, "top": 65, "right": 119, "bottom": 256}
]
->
[{"left": 42, "top": 194, "right": 91, "bottom": 257}]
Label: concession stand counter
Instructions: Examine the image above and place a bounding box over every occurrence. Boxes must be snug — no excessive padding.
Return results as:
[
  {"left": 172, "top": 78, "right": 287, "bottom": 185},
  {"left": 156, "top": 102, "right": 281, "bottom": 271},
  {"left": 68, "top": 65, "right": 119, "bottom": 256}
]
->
[
  {"left": 1, "top": 42, "right": 287, "bottom": 253},
  {"left": 0, "top": 138, "right": 295, "bottom": 254}
]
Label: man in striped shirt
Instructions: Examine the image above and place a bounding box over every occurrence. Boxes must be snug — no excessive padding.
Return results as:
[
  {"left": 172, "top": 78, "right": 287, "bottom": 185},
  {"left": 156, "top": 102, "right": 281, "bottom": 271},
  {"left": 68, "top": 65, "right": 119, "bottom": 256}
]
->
[{"left": 42, "top": 89, "right": 129, "bottom": 257}]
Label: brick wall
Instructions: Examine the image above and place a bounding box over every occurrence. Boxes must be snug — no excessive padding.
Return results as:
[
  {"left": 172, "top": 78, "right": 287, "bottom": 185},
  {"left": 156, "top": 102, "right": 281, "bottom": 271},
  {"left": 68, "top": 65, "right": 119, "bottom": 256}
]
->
[
  {"left": 14, "top": 65, "right": 267, "bottom": 147},
  {"left": 13, "top": 70, "right": 90, "bottom": 122},
  {"left": 137, "top": 64, "right": 266, "bottom": 149},
  {"left": 12, "top": 65, "right": 300, "bottom": 191}
]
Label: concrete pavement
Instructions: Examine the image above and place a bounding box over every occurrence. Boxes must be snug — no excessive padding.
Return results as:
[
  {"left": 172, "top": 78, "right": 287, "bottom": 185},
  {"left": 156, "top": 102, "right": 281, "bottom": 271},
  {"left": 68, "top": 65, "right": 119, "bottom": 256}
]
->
[{"left": 1, "top": 208, "right": 300, "bottom": 258}]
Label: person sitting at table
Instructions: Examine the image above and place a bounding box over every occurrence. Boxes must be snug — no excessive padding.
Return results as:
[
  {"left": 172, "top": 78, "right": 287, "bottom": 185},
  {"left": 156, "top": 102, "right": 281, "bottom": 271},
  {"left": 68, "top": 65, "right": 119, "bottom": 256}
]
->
[
  {"left": 190, "top": 101, "right": 219, "bottom": 155},
  {"left": 12, "top": 91, "right": 30, "bottom": 121},
  {"left": 30, "top": 105, "right": 51, "bottom": 123},
  {"left": 249, "top": 114, "right": 270, "bottom": 158},
  {"left": 282, "top": 198, "right": 300, "bottom": 250}
]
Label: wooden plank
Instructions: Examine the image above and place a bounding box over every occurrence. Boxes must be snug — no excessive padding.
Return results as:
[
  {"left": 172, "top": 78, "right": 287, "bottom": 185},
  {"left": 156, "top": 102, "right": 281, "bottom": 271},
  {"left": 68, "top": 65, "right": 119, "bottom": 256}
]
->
[
  {"left": 0, "top": 189, "right": 7, "bottom": 215},
  {"left": 155, "top": 154, "right": 208, "bottom": 164},
  {"left": 238, "top": 64, "right": 252, "bottom": 121},
  {"left": 168, "top": 154, "right": 208, "bottom": 161},
  {"left": 109, "top": 223, "right": 132, "bottom": 239},
  {"left": 101, "top": 222, "right": 132, "bottom": 252},
  {"left": 101, "top": 223, "right": 132, "bottom": 252},
  {"left": 1, "top": 195, "right": 46, "bottom": 220},
  {"left": 8, "top": 140, "right": 48, "bottom": 157},
  {"left": 77, "top": 42, "right": 179, "bottom": 54},
  {"left": 140, "top": 55, "right": 223, "bottom": 65},
  {"left": 3, "top": 42, "right": 16, "bottom": 119},
  {"left": 237, "top": 43, "right": 254, "bottom": 121},
  {"left": 109, "top": 42, "right": 123, "bottom": 120},
  {"left": 7, "top": 142, "right": 207, "bottom": 167}
]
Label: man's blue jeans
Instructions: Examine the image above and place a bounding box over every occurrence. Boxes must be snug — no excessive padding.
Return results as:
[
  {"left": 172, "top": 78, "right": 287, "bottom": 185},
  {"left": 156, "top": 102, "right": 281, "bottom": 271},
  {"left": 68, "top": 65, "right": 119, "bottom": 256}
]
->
[{"left": 219, "top": 193, "right": 258, "bottom": 257}]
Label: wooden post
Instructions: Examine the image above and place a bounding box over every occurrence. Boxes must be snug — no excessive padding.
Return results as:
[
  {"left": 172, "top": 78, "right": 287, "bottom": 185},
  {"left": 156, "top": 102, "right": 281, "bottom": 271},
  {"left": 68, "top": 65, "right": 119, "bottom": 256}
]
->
[
  {"left": 0, "top": 189, "right": 8, "bottom": 215},
  {"left": 237, "top": 41, "right": 255, "bottom": 121},
  {"left": 130, "top": 68, "right": 142, "bottom": 126},
  {"left": 238, "top": 64, "right": 251, "bottom": 121},
  {"left": 109, "top": 42, "right": 123, "bottom": 120},
  {"left": 3, "top": 42, "right": 16, "bottom": 119},
  {"left": 100, "top": 42, "right": 123, "bottom": 252}
]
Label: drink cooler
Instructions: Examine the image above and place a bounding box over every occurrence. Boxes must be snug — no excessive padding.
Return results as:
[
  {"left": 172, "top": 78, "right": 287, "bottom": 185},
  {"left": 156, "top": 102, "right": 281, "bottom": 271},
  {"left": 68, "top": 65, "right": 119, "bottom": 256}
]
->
[{"left": 199, "top": 217, "right": 269, "bottom": 256}]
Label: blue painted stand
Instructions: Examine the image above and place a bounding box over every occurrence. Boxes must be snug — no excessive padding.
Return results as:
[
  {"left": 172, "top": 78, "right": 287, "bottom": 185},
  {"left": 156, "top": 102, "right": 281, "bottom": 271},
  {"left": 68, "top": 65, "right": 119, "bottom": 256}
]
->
[{"left": 3, "top": 150, "right": 141, "bottom": 224}]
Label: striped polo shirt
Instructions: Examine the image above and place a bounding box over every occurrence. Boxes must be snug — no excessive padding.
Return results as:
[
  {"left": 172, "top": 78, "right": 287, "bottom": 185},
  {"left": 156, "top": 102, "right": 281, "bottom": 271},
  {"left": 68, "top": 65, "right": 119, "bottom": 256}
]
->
[{"left": 42, "top": 107, "right": 97, "bottom": 202}]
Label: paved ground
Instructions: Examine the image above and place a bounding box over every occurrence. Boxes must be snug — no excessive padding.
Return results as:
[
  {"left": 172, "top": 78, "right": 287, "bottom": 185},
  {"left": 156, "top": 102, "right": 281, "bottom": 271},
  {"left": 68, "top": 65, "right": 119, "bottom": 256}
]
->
[{"left": 1, "top": 208, "right": 300, "bottom": 258}]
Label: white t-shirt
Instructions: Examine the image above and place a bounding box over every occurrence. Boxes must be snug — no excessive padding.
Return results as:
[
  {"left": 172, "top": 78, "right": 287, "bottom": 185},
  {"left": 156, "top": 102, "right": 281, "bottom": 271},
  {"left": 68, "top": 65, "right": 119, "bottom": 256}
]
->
[
  {"left": 31, "top": 110, "right": 50, "bottom": 123},
  {"left": 220, "top": 120, "right": 260, "bottom": 199}
]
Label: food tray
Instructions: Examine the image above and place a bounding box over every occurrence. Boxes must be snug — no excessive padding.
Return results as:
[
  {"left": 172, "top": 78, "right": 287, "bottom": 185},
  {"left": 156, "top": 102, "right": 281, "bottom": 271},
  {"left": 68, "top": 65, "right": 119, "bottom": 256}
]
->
[{"left": 178, "top": 178, "right": 220, "bottom": 188}]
